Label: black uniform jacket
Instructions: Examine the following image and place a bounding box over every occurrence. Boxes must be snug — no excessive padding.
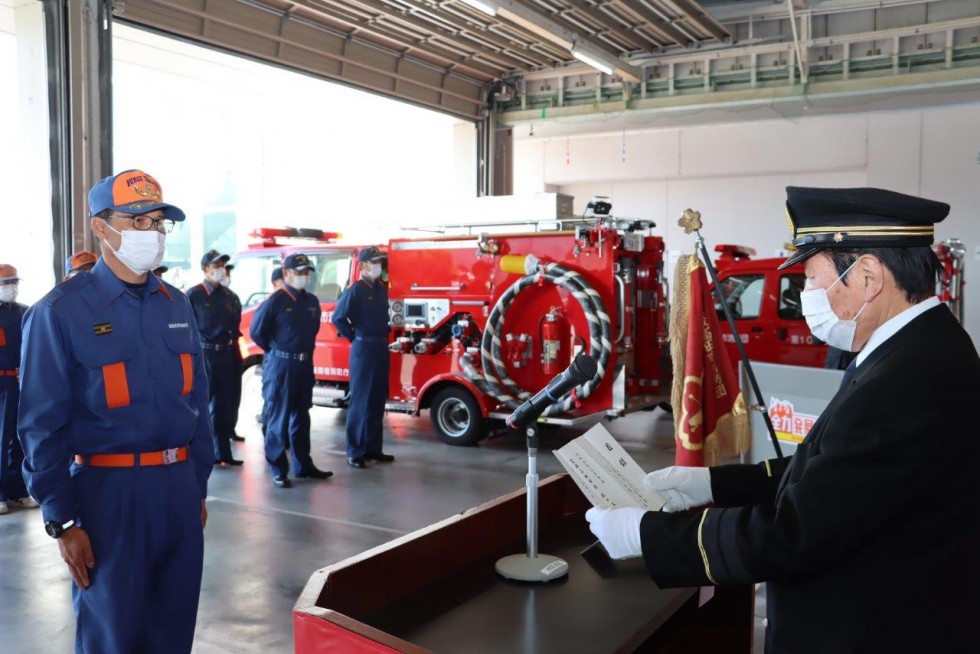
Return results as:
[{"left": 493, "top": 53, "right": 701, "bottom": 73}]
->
[{"left": 641, "top": 304, "right": 980, "bottom": 653}]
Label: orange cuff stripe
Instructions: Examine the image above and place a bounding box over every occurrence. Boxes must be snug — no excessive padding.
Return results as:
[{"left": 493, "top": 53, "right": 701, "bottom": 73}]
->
[
  {"left": 179, "top": 353, "right": 193, "bottom": 396},
  {"left": 102, "top": 362, "right": 131, "bottom": 409}
]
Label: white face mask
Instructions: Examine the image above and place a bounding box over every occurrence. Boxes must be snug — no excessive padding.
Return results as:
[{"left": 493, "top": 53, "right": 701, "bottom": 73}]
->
[
  {"left": 103, "top": 223, "right": 166, "bottom": 275},
  {"left": 207, "top": 267, "right": 226, "bottom": 285},
  {"left": 0, "top": 284, "right": 17, "bottom": 303},
  {"left": 800, "top": 260, "right": 869, "bottom": 352},
  {"left": 289, "top": 273, "right": 309, "bottom": 290},
  {"left": 219, "top": 276, "right": 231, "bottom": 288},
  {"left": 367, "top": 263, "right": 382, "bottom": 280}
]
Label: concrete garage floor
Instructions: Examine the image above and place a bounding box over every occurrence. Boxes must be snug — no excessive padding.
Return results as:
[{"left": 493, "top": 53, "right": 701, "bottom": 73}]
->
[{"left": 0, "top": 403, "right": 765, "bottom": 653}]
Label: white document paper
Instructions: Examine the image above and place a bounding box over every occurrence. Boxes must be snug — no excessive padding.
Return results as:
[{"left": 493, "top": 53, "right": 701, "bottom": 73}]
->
[{"left": 553, "top": 423, "right": 666, "bottom": 511}]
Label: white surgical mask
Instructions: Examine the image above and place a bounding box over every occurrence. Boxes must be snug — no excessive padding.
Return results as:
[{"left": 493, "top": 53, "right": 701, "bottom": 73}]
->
[
  {"left": 800, "top": 261, "right": 868, "bottom": 352},
  {"left": 219, "top": 276, "right": 231, "bottom": 288},
  {"left": 367, "top": 263, "right": 382, "bottom": 280},
  {"left": 289, "top": 273, "right": 309, "bottom": 291},
  {"left": 207, "top": 268, "right": 226, "bottom": 285},
  {"left": 103, "top": 223, "right": 166, "bottom": 275},
  {"left": 0, "top": 284, "right": 17, "bottom": 303}
]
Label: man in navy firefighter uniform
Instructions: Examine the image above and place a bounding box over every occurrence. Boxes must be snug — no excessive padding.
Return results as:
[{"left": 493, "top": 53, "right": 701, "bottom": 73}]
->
[
  {"left": 0, "top": 264, "right": 38, "bottom": 515},
  {"left": 18, "top": 170, "right": 214, "bottom": 654},
  {"left": 249, "top": 253, "right": 332, "bottom": 488},
  {"left": 585, "top": 187, "right": 980, "bottom": 653},
  {"left": 187, "top": 250, "right": 243, "bottom": 464},
  {"left": 332, "top": 245, "right": 394, "bottom": 469}
]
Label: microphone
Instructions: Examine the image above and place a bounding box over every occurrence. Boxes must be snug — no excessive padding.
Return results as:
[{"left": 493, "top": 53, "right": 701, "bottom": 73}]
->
[{"left": 506, "top": 354, "right": 599, "bottom": 431}]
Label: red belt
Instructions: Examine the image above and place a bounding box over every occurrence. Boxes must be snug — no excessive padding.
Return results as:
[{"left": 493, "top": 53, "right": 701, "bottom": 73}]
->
[
  {"left": 0, "top": 369, "right": 17, "bottom": 377},
  {"left": 74, "top": 446, "right": 188, "bottom": 468}
]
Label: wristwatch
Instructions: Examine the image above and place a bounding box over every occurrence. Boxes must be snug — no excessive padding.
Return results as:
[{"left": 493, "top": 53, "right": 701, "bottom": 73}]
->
[{"left": 44, "top": 519, "right": 76, "bottom": 539}]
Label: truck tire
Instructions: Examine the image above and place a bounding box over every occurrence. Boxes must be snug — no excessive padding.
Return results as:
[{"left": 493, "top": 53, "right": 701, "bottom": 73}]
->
[
  {"left": 430, "top": 387, "right": 485, "bottom": 446},
  {"left": 242, "top": 362, "right": 265, "bottom": 423}
]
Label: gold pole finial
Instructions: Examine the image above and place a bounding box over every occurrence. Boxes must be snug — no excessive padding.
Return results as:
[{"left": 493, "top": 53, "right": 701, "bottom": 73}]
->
[{"left": 678, "top": 209, "right": 702, "bottom": 234}]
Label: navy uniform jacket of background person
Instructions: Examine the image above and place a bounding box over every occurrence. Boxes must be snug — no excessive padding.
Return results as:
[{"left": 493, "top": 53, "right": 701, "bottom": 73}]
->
[
  {"left": 0, "top": 298, "right": 26, "bottom": 370},
  {"left": 639, "top": 304, "right": 980, "bottom": 652},
  {"left": 17, "top": 260, "right": 214, "bottom": 525},
  {"left": 249, "top": 285, "right": 321, "bottom": 354},
  {"left": 332, "top": 278, "right": 389, "bottom": 341},
  {"left": 187, "top": 281, "right": 239, "bottom": 346}
]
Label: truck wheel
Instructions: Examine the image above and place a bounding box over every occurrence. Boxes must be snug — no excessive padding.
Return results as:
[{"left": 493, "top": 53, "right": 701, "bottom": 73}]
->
[
  {"left": 242, "top": 363, "right": 265, "bottom": 423},
  {"left": 430, "top": 387, "right": 485, "bottom": 446}
]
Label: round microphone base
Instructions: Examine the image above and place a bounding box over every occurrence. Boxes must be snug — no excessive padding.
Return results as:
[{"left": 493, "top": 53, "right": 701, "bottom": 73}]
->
[{"left": 495, "top": 553, "right": 569, "bottom": 583}]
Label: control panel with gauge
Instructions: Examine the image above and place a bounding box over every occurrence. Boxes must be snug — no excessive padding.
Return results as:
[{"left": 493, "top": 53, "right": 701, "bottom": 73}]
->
[{"left": 389, "top": 298, "right": 451, "bottom": 328}]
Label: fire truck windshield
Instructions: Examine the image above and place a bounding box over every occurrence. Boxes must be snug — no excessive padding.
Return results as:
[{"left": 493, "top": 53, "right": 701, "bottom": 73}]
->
[{"left": 233, "top": 252, "right": 354, "bottom": 307}]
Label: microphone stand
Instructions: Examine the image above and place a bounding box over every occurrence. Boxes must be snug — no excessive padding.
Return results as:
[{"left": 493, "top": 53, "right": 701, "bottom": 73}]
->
[{"left": 495, "top": 423, "right": 569, "bottom": 583}]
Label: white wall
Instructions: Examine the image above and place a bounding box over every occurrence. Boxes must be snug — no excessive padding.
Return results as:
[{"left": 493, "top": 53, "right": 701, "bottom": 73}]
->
[{"left": 513, "top": 104, "right": 980, "bottom": 345}]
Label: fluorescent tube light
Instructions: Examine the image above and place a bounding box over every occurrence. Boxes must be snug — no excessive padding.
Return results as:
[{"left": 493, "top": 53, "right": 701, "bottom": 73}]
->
[
  {"left": 571, "top": 48, "right": 614, "bottom": 75},
  {"left": 459, "top": 0, "right": 497, "bottom": 16}
]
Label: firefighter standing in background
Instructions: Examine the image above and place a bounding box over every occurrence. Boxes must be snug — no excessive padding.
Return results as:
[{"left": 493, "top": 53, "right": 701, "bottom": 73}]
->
[
  {"left": 249, "top": 253, "right": 332, "bottom": 487},
  {"left": 18, "top": 169, "right": 214, "bottom": 653},
  {"left": 0, "top": 265, "right": 38, "bottom": 515},
  {"left": 187, "top": 250, "right": 243, "bottom": 465},
  {"left": 64, "top": 251, "right": 98, "bottom": 281},
  {"left": 223, "top": 263, "right": 245, "bottom": 442},
  {"left": 586, "top": 187, "right": 980, "bottom": 652},
  {"left": 332, "top": 246, "right": 394, "bottom": 469}
]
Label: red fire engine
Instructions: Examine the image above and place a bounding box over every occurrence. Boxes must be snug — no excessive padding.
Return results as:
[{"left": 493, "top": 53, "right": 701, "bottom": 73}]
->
[
  {"left": 711, "top": 238, "right": 966, "bottom": 369},
  {"left": 233, "top": 208, "right": 673, "bottom": 445}
]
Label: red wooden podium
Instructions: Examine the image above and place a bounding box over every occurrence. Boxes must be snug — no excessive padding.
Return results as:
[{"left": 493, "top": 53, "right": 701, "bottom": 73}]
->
[{"left": 293, "top": 474, "right": 752, "bottom": 653}]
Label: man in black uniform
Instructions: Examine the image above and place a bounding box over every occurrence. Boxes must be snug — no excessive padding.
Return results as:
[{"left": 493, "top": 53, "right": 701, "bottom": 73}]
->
[
  {"left": 250, "top": 253, "right": 332, "bottom": 487},
  {"left": 0, "top": 264, "right": 38, "bottom": 515},
  {"left": 221, "top": 263, "right": 245, "bottom": 442},
  {"left": 187, "top": 250, "right": 243, "bottom": 466},
  {"left": 332, "top": 246, "right": 394, "bottom": 469},
  {"left": 586, "top": 187, "right": 980, "bottom": 653}
]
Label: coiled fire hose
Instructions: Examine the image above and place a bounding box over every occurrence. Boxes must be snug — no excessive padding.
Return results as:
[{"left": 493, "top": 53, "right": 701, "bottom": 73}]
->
[{"left": 460, "top": 255, "right": 610, "bottom": 416}]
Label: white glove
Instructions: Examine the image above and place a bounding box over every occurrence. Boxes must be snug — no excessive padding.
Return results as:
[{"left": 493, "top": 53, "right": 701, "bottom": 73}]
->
[
  {"left": 584, "top": 507, "right": 646, "bottom": 559},
  {"left": 644, "top": 466, "right": 712, "bottom": 512}
]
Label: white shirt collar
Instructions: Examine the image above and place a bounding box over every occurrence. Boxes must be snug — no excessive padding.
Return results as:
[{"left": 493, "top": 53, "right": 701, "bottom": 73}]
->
[{"left": 855, "top": 296, "right": 941, "bottom": 367}]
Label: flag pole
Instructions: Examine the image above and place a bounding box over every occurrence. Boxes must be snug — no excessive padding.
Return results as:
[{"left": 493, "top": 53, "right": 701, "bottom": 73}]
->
[{"left": 679, "top": 210, "right": 784, "bottom": 458}]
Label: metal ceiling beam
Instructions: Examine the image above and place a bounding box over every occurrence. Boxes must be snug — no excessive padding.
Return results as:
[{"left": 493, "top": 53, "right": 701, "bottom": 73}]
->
[
  {"left": 494, "top": 0, "right": 643, "bottom": 81},
  {"left": 400, "top": 0, "right": 557, "bottom": 67},
  {"left": 611, "top": 0, "right": 697, "bottom": 46},
  {"left": 662, "top": 0, "right": 731, "bottom": 42},
  {"left": 564, "top": 0, "right": 646, "bottom": 51},
  {"left": 304, "top": 0, "right": 528, "bottom": 73}
]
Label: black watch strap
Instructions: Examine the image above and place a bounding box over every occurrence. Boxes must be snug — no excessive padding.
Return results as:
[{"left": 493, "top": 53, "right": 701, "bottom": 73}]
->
[{"left": 44, "top": 519, "right": 76, "bottom": 539}]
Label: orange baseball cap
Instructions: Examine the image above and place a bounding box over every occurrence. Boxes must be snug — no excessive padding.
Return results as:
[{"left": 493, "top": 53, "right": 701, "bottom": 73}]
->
[
  {"left": 0, "top": 264, "right": 19, "bottom": 282},
  {"left": 66, "top": 250, "right": 98, "bottom": 275},
  {"left": 87, "top": 169, "right": 185, "bottom": 221}
]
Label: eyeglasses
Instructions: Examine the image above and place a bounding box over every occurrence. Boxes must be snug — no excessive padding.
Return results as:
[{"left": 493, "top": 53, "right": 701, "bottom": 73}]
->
[{"left": 110, "top": 213, "right": 176, "bottom": 234}]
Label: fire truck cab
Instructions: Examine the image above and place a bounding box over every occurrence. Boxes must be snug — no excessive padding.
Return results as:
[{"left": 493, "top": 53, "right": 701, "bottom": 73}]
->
[{"left": 712, "top": 239, "right": 966, "bottom": 369}]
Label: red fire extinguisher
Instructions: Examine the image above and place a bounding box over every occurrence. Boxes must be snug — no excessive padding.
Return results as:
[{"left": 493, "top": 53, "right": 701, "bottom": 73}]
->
[{"left": 539, "top": 308, "right": 568, "bottom": 376}]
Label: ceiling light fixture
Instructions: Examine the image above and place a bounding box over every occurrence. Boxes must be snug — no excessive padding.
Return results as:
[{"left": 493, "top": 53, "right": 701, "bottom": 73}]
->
[
  {"left": 459, "top": 0, "right": 497, "bottom": 17},
  {"left": 571, "top": 47, "right": 613, "bottom": 75}
]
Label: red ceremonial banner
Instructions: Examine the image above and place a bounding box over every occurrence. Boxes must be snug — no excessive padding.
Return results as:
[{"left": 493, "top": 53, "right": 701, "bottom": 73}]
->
[{"left": 670, "top": 254, "right": 748, "bottom": 466}]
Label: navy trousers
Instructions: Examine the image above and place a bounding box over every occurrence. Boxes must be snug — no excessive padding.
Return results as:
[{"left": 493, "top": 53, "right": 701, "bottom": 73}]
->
[
  {"left": 261, "top": 356, "right": 315, "bottom": 475},
  {"left": 345, "top": 337, "right": 389, "bottom": 459},
  {"left": 203, "top": 348, "right": 242, "bottom": 461},
  {"left": 0, "top": 377, "right": 27, "bottom": 502},
  {"left": 72, "top": 461, "right": 203, "bottom": 653}
]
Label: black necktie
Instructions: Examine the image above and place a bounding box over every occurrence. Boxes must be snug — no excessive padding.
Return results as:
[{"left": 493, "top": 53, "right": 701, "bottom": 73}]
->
[{"left": 839, "top": 360, "right": 857, "bottom": 390}]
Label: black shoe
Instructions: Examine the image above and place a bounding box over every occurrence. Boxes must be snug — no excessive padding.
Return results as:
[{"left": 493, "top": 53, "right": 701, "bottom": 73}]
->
[
  {"left": 230, "top": 434, "right": 246, "bottom": 442},
  {"left": 364, "top": 452, "right": 395, "bottom": 463},
  {"left": 295, "top": 467, "right": 333, "bottom": 480},
  {"left": 272, "top": 474, "right": 292, "bottom": 488},
  {"left": 217, "top": 457, "right": 244, "bottom": 466},
  {"left": 347, "top": 457, "right": 366, "bottom": 469}
]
